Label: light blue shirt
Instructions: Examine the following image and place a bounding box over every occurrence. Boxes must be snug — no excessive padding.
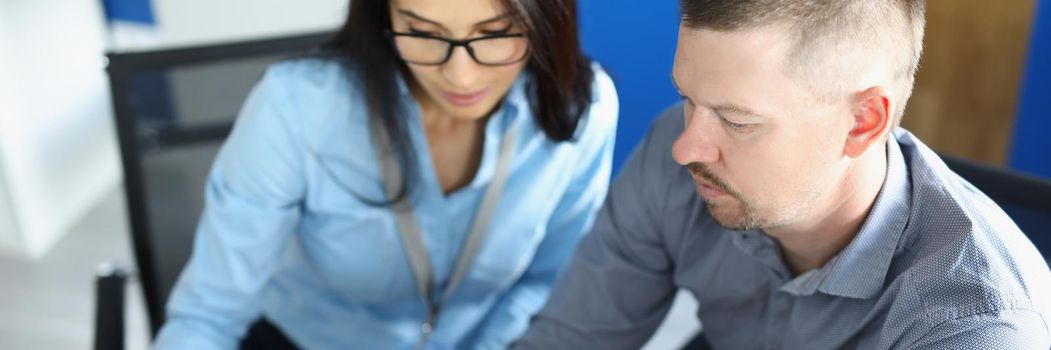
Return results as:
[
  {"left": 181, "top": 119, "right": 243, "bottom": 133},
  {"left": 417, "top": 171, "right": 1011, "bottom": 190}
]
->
[
  {"left": 153, "top": 58, "right": 619, "bottom": 350},
  {"left": 515, "top": 105, "right": 1051, "bottom": 349}
]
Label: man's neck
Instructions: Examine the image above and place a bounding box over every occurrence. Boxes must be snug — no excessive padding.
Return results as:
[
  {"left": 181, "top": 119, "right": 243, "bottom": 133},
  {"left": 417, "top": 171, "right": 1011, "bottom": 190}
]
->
[{"left": 765, "top": 144, "right": 889, "bottom": 277}]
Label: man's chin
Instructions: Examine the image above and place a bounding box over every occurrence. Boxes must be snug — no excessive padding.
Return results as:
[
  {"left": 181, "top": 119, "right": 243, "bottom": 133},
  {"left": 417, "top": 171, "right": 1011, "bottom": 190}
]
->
[{"left": 707, "top": 203, "right": 758, "bottom": 231}]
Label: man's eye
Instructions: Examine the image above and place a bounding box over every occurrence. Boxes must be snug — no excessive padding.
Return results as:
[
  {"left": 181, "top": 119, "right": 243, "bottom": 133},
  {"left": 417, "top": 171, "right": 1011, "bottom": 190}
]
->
[{"left": 722, "top": 118, "right": 754, "bottom": 132}]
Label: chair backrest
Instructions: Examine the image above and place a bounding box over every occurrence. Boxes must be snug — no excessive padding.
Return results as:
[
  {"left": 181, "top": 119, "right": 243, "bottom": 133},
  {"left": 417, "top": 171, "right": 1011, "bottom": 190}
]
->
[
  {"left": 105, "top": 32, "right": 333, "bottom": 337},
  {"left": 940, "top": 154, "right": 1051, "bottom": 267}
]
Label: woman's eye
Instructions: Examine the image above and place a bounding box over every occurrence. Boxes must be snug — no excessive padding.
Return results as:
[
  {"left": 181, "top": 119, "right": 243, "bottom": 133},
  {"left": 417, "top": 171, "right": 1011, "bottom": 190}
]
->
[
  {"left": 409, "top": 28, "right": 439, "bottom": 36},
  {"left": 480, "top": 26, "right": 513, "bottom": 36}
]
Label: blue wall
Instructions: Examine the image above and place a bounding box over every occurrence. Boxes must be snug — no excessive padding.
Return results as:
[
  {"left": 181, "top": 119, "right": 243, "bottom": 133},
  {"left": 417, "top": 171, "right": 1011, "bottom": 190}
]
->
[
  {"left": 1011, "top": 0, "right": 1051, "bottom": 178},
  {"left": 579, "top": 0, "right": 681, "bottom": 172}
]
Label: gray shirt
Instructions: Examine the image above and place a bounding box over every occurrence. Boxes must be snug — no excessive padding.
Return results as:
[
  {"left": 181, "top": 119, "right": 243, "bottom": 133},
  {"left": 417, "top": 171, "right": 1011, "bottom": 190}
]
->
[{"left": 514, "top": 106, "right": 1051, "bottom": 349}]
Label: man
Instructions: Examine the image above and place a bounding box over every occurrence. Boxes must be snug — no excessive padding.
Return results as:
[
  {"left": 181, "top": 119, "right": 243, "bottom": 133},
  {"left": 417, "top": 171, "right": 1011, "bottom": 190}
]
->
[{"left": 514, "top": 1, "right": 1051, "bottom": 349}]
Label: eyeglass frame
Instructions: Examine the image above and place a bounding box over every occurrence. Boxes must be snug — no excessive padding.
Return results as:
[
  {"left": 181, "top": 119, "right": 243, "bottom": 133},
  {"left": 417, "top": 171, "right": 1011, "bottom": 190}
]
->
[{"left": 385, "top": 30, "right": 530, "bottom": 66}]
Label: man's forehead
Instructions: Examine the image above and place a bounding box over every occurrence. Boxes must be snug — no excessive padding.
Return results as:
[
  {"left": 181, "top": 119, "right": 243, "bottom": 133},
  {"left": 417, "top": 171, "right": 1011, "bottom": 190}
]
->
[
  {"left": 674, "top": 25, "right": 792, "bottom": 87},
  {"left": 673, "top": 25, "right": 804, "bottom": 119},
  {"left": 677, "top": 23, "right": 792, "bottom": 54}
]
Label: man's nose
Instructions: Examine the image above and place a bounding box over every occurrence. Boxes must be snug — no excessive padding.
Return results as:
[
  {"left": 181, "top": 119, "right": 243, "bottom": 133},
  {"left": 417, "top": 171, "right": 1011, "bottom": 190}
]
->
[{"left": 672, "top": 108, "right": 721, "bottom": 166}]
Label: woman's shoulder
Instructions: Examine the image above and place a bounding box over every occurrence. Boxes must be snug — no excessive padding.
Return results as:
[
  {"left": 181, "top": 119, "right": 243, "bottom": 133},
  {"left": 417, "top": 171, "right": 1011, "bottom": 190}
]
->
[
  {"left": 573, "top": 62, "right": 618, "bottom": 142},
  {"left": 513, "top": 62, "right": 617, "bottom": 149},
  {"left": 590, "top": 62, "right": 614, "bottom": 91},
  {"left": 264, "top": 56, "right": 362, "bottom": 94},
  {"left": 251, "top": 56, "right": 371, "bottom": 147},
  {"left": 587, "top": 62, "right": 618, "bottom": 123}
]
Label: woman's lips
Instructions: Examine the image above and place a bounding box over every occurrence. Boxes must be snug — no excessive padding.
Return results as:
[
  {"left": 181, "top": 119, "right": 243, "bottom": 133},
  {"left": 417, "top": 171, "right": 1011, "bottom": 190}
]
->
[{"left": 443, "top": 89, "right": 487, "bottom": 107}]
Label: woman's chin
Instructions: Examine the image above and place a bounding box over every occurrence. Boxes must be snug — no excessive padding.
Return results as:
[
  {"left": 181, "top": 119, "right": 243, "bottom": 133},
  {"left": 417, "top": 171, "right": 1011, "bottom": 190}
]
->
[{"left": 439, "top": 100, "right": 501, "bottom": 121}]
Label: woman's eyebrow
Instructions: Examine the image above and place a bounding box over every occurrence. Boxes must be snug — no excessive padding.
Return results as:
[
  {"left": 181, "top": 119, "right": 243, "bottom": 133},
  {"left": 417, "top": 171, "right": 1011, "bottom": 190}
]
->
[
  {"left": 475, "top": 13, "right": 512, "bottom": 26},
  {"left": 397, "top": 9, "right": 444, "bottom": 28}
]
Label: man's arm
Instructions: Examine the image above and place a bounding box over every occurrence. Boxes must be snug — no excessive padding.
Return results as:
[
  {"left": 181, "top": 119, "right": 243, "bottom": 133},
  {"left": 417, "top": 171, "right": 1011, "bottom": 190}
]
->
[
  {"left": 512, "top": 108, "right": 685, "bottom": 349},
  {"left": 904, "top": 309, "right": 1051, "bottom": 350}
]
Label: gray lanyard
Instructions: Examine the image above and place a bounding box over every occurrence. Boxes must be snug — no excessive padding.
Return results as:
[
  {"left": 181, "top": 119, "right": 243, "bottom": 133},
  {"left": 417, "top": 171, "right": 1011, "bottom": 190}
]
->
[{"left": 370, "top": 117, "right": 518, "bottom": 347}]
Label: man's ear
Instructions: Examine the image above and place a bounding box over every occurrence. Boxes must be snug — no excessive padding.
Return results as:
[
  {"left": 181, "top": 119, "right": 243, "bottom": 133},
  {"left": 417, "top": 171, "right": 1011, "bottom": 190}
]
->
[{"left": 844, "top": 86, "right": 893, "bottom": 158}]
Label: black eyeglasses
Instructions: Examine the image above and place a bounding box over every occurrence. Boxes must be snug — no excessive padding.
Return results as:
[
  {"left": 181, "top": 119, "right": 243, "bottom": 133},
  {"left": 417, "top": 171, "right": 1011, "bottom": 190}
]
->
[{"left": 386, "top": 30, "right": 529, "bottom": 66}]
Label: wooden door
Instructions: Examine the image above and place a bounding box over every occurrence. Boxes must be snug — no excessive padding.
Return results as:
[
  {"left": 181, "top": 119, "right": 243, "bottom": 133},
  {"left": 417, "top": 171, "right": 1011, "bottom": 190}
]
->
[{"left": 903, "top": 0, "right": 1038, "bottom": 165}]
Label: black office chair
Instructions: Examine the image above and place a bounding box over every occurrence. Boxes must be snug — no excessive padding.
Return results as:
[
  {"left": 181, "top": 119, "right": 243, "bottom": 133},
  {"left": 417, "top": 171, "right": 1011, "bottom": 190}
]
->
[{"left": 94, "top": 31, "right": 333, "bottom": 350}]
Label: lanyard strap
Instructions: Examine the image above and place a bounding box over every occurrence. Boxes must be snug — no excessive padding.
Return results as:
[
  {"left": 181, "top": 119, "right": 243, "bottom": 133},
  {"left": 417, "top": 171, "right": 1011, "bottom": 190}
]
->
[{"left": 370, "top": 116, "right": 518, "bottom": 318}]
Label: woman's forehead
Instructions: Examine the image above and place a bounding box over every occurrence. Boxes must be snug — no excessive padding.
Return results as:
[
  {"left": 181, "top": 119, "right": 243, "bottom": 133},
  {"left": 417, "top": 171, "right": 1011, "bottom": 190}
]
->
[{"left": 392, "top": 0, "right": 510, "bottom": 27}]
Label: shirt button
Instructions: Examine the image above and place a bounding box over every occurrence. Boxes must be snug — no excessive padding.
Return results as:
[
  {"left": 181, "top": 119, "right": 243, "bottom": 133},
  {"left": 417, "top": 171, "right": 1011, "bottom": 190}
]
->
[{"left": 421, "top": 322, "right": 433, "bottom": 334}]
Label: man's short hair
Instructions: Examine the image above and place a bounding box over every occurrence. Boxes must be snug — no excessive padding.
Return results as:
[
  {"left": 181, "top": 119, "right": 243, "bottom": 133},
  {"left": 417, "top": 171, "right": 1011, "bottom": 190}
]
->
[{"left": 679, "top": 0, "right": 927, "bottom": 124}]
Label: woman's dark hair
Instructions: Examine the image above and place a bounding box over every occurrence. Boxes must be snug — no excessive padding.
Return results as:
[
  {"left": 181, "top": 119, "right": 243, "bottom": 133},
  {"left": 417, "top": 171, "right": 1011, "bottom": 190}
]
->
[{"left": 320, "top": 0, "right": 594, "bottom": 203}]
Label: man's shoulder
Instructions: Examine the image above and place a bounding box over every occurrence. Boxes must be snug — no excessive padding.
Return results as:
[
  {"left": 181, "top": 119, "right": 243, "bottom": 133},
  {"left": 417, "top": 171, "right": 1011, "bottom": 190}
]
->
[
  {"left": 891, "top": 129, "right": 1051, "bottom": 327},
  {"left": 894, "top": 128, "right": 1034, "bottom": 255}
]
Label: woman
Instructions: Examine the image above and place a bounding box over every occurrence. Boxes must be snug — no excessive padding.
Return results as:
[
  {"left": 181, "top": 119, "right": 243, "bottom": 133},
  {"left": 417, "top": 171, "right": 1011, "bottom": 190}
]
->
[{"left": 152, "top": 0, "right": 617, "bottom": 348}]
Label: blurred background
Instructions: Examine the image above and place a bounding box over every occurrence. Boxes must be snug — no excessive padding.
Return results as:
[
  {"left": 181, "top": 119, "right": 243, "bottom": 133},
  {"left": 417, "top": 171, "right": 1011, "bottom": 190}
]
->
[{"left": 0, "top": 0, "right": 1047, "bottom": 349}]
